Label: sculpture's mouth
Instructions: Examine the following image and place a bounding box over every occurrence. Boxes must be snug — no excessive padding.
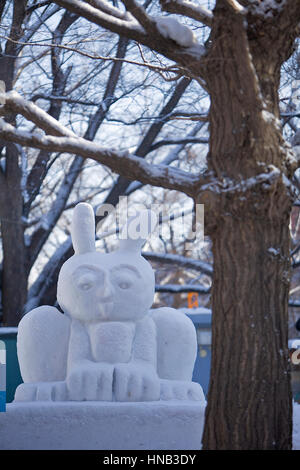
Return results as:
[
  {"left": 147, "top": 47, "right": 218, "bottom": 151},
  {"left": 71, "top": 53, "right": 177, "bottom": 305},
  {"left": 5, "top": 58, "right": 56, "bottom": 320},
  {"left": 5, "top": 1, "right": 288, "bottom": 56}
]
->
[{"left": 97, "top": 299, "right": 114, "bottom": 319}]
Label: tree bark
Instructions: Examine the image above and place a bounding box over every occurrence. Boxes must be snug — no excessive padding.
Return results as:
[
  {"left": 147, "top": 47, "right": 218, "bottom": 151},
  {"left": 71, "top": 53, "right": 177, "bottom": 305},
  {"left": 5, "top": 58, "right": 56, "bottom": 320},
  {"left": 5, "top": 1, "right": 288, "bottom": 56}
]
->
[
  {"left": 0, "top": 1, "right": 28, "bottom": 325},
  {"left": 201, "top": 0, "right": 298, "bottom": 449},
  {"left": 203, "top": 216, "right": 293, "bottom": 449},
  {"left": 1, "top": 144, "right": 27, "bottom": 326}
]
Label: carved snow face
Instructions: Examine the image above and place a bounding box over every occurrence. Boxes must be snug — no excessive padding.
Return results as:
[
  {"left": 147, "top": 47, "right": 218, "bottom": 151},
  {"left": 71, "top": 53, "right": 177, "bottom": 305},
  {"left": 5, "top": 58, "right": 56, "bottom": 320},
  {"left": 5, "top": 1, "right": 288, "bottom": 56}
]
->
[{"left": 57, "top": 204, "right": 156, "bottom": 322}]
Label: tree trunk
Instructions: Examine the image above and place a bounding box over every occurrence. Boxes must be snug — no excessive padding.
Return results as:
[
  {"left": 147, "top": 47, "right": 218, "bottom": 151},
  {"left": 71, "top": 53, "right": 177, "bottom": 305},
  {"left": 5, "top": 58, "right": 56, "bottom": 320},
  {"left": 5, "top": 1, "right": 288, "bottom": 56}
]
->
[
  {"left": 0, "top": 0, "right": 28, "bottom": 326},
  {"left": 1, "top": 144, "right": 27, "bottom": 326},
  {"left": 201, "top": 1, "right": 297, "bottom": 449},
  {"left": 203, "top": 216, "right": 293, "bottom": 449}
]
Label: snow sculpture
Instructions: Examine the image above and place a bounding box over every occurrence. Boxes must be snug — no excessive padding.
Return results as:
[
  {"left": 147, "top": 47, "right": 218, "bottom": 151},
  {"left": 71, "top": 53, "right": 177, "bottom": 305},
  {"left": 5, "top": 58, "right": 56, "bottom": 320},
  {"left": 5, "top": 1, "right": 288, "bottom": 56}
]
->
[{"left": 15, "top": 203, "right": 204, "bottom": 402}]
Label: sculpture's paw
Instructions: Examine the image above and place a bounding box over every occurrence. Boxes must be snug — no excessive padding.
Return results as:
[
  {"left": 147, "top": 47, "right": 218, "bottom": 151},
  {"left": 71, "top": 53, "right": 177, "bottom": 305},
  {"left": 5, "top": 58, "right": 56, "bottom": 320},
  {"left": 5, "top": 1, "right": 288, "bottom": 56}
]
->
[
  {"left": 67, "top": 364, "right": 114, "bottom": 401},
  {"left": 113, "top": 364, "right": 160, "bottom": 402},
  {"left": 14, "top": 381, "right": 67, "bottom": 402},
  {"left": 160, "top": 379, "right": 205, "bottom": 402}
]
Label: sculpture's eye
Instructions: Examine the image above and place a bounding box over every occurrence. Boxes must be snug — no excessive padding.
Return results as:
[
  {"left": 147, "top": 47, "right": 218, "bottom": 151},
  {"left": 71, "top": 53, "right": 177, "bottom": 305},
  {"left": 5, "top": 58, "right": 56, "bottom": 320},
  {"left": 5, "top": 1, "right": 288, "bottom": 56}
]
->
[
  {"left": 110, "top": 264, "right": 140, "bottom": 291},
  {"left": 118, "top": 280, "right": 131, "bottom": 290},
  {"left": 80, "top": 282, "right": 92, "bottom": 291},
  {"left": 77, "top": 273, "right": 96, "bottom": 291}
]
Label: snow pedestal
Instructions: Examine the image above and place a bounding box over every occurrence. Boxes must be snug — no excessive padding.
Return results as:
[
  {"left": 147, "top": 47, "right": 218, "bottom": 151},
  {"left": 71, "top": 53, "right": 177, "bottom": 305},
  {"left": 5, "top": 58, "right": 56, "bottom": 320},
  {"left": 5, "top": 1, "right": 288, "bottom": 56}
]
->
[{"left": 0, "top": 400, "right": 206, "bottom": 450}]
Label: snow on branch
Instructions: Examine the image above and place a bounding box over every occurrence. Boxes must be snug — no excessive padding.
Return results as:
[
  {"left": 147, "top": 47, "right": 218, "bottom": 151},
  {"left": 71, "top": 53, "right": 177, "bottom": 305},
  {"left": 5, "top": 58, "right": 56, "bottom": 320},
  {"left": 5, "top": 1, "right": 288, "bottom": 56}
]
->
[
  {"left": 86, "top": 0, "right": 127, "bottom": 20},
  {"left": 143, "top": 251, "right": 213, "bottom": 276},
  {"left": 155, "top": 283, "right": 210, "bottom": 294},
  {"left": 53, "top": 0, "right": 207, "bottom": 79},
  {"left": 0, "top": 91, "right": 76, "bottom": 138},
  {"left": 155, "top": 16, "right": 198, "bottom": 48},
  {"left": 288, "top": 299, "right": 300, "bottom": 308},
  {"left": 223, "top": 0, "right": 246, "bottom": 15},
  {"left": 159, "top": 0, "right": 213, "bottom": 27},
  {"left": 53, "top": 0, "right": 146, "bottom": 40},
  {"left": 246, "top": 0, "right": 287, "bottom": 17},
  {"left": 0, "top": 112, "right": 200, "bottom": 197}
]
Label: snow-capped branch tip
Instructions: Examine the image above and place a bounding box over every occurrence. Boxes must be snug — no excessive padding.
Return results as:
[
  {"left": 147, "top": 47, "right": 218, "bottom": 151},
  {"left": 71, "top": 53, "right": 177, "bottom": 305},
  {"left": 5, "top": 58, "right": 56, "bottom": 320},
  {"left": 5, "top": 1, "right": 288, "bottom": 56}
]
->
[
  {"left": 159, "top": 0, "right": 213, "bottom": 27},
  {"left": 223, "top": 0, "right": 246, "bottom": 15}
]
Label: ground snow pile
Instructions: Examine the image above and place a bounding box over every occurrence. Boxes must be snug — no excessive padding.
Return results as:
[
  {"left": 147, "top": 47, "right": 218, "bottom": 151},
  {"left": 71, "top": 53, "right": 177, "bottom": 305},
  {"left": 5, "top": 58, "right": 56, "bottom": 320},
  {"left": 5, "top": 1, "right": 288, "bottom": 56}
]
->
[{"left": 294, "top": 402, "right": 300, "bottom": 450}]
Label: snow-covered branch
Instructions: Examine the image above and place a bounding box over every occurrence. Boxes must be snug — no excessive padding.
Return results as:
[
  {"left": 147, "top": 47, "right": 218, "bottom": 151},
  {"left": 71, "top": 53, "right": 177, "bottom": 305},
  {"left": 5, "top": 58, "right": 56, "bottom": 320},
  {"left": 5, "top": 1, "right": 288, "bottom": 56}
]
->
[
  {"left": 159, "top": 0, "right": 213, "bottom": 27},
  {"left": 0, "top": 118, "right": 200, "bottom": 197},
  {"left": 86, "top": 0, "right": 127, "bottom": 20},
  {"left": 52, "top": 0, "right": 207, "bottom": 80},
  {"left": 0, "top": 91, "right": 76, "bottom": 138},
  {"left": 150, "top": 136, "right": 209, "bottom": 151},
  {"left": 288, "top": 299, "right": 300, "bottom": 308},
  {"left": 155, "top": 283, "right": 210, "bottom": 294},
  {"left": 143, "top": 251, "right": 213, "bottom": 276},
  {"left": 53, "top": 0, "right": 146, "bottom": 41}
]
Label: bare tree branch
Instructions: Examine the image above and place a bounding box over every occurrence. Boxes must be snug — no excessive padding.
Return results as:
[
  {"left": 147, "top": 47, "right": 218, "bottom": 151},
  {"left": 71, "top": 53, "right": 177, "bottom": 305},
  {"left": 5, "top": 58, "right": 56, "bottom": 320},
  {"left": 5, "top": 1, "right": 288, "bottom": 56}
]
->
[{"left": 0, "top": 34, "right": 183, "bottom": 78}]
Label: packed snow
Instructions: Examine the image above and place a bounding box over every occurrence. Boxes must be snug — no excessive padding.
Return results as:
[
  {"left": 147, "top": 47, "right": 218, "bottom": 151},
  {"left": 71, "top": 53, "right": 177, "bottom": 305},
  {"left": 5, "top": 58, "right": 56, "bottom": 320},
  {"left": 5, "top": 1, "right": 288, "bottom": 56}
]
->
[
  {"left": 0, "top": 401, "right": 206, "bottom": 450},
  {"left": 0, "top": 401, "right": 299, "bottom": 449}
]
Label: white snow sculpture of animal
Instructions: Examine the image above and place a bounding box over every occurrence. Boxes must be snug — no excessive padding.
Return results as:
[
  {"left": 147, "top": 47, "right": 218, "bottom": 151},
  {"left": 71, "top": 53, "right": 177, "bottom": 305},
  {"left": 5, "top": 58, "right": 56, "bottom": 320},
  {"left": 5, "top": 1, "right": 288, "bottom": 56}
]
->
[{"left": 15, "top": 203, "right": 204, "bottom": 402}]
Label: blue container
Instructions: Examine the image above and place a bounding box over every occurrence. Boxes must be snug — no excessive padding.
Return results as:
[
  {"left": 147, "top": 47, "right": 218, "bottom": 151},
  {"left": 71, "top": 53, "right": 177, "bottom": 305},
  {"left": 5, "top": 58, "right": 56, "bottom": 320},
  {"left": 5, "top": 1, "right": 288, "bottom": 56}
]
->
[
  {"left": 0, "top": 339, "right": 6, "bottom": 411},
  {"left": 0, "top": 328, "right": 23, "bottom": 403},
  {"left": 185, "top": 308, "right": 212, "bottom": 397}
]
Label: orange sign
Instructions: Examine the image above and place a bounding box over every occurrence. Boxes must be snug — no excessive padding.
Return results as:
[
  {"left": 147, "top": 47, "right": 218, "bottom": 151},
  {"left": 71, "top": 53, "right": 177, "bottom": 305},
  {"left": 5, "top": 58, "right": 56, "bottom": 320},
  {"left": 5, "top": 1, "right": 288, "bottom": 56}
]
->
[{"left": 187, "top": 292, "right": 199, "bottom": 309}]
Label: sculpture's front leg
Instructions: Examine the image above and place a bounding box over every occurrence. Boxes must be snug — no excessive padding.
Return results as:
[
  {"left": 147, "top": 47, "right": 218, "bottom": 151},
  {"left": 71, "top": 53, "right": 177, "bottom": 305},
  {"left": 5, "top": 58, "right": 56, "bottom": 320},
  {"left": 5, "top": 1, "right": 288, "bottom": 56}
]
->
[
  {"left": 15, "top": 381, "right": 68, "bottom": 402},
  {"left": 113, "top": 316, "right": 160, "bottom": 402},
  {"left": 113, "top": 363, "right": 160, "bottom": 402},
  {"left": 67, "top": 361, "right": 114, "bottom": 401},
  {"left": 66, "top": 319, "right": 117, "bottom": 401}
]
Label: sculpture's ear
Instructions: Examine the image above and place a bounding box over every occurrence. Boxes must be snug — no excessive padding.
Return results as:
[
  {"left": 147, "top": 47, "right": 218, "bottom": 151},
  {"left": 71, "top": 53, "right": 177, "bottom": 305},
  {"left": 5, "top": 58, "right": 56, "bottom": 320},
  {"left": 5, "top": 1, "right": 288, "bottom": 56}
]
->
[
  {"left": 71, "top": 203, "right": 96, "bottom": 254},
  {"left": 119, "top": 210, "right": 157, "bottom": 253}
]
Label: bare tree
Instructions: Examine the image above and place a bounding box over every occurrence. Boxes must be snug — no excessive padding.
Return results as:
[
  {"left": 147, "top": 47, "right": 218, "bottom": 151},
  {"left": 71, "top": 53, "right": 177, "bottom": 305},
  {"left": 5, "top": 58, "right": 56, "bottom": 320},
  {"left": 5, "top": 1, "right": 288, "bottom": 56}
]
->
[
  {"left": 1, "top": 0, "right": 300, "bottom": 450},
  {"left": 0, "top": 1, "right": 209, "bottom": 323}
]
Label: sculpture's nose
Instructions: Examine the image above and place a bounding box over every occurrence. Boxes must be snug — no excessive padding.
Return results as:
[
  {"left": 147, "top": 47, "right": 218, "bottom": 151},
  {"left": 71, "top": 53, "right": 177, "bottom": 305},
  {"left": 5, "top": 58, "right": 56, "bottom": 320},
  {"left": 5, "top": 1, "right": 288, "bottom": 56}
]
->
[{"left": 96, "top": 269, "right": 113, "bottom": 301}]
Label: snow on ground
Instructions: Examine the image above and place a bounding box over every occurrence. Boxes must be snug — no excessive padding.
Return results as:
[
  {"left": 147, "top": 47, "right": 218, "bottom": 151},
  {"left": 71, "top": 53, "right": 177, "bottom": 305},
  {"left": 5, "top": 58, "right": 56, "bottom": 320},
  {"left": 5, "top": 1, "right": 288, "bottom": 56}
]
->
[{"left": 294, "top": 402, "right": 300, "bottom": 450}]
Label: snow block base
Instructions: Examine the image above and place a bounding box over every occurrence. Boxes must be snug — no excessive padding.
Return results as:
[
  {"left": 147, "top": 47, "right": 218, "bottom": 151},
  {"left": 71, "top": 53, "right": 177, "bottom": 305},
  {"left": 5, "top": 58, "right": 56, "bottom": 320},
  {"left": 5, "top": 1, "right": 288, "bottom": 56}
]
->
[{"left": 0, "top": 400, "right": 206, "bottom": 450}]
